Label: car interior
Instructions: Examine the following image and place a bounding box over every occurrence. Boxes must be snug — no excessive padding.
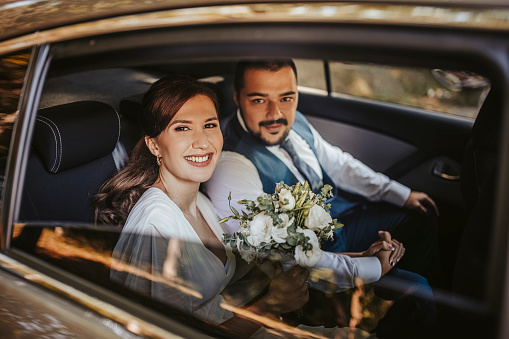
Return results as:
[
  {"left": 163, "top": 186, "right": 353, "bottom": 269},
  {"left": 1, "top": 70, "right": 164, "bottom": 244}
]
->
[{"left": 7, "top": 20, "right": 505, "bottom": 338}]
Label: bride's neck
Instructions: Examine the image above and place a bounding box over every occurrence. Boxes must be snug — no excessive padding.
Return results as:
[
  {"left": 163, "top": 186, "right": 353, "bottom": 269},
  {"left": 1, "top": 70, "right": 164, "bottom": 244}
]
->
[{"left": 153, "top": 176, "right": 200, "bottom": 217}]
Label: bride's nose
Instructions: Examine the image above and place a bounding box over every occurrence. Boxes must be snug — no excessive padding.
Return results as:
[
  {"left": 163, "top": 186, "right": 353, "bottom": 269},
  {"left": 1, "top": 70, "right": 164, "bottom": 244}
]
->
[{"left": 192, "top": 128, "right": 209, "bottom": 149}]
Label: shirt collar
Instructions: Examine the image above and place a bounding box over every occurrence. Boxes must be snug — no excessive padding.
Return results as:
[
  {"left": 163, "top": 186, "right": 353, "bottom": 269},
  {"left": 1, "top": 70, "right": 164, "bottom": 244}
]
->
[{"left": 236, "top": 109, "right": 249, "bottom": 133}]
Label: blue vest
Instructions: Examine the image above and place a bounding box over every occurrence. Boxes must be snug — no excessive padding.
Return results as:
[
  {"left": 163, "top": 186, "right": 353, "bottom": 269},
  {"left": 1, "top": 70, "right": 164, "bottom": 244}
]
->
[{"left": 222, "top": 112, "right": 362, "bottom": 219}]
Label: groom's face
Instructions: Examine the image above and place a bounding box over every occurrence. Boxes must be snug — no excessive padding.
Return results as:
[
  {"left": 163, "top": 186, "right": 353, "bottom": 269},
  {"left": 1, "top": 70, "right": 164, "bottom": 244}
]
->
[{"left": 234, "top": 66, "right": 298, "bottom": 146}]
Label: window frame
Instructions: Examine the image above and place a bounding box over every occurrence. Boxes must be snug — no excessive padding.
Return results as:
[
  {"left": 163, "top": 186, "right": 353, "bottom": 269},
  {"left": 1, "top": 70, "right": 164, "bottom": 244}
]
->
[{"left": 1, "top": 9, "right": 509, "bottom": 338}]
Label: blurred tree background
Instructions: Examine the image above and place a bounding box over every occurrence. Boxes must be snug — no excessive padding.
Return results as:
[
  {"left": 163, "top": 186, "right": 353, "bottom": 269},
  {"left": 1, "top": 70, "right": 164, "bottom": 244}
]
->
[{"left": 296, "top": 59, "right": 490, "bottom": 120}]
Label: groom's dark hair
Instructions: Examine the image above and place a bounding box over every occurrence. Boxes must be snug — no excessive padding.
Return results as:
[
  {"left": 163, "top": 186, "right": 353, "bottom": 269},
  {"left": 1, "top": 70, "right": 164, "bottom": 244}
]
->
[{"left": 233, "top": 59, "right": 298, "bottom": 95}]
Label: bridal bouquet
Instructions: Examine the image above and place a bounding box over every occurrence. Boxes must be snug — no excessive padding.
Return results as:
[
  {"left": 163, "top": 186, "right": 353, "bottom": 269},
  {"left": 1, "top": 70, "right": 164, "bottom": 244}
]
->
[{"left": 221, "top": 181, "right": 342, "bottom": 267}]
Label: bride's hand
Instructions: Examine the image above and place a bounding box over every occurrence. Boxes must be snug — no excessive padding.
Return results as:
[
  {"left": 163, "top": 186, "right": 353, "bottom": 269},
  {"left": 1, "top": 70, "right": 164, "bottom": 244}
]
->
[
  {"left": 389, "top": 238, "right": 405, "bottom": 266},
  {"left": 362, "top": 237, "right": 395, "bottom": 257},
  {"left": 261, "top": 265, "right": 310, "bottom": 316},
  {"left": 376, "top": 231, "right": 405, "bottom": 267}
]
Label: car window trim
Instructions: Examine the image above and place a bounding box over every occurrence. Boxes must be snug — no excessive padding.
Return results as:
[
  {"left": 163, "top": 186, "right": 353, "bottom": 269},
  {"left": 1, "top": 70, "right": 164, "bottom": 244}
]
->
[{"left": 0, "top": 44, "right": 50, "bottom": 251}]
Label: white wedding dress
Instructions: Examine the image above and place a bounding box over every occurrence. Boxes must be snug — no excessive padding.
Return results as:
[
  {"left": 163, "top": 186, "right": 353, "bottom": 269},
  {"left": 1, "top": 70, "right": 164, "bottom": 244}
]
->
[
  {"left": 111, "top": 187, "right": 236, "bottom": 324},
  {"left": 111, "top": 187, "right": 374, "bottom": 339}
]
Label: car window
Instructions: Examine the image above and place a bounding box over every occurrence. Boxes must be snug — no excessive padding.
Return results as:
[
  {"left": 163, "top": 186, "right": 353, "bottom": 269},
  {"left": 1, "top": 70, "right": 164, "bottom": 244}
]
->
[
  {"left": 329, "top": 61, "right": 490, "bottom": 119},
  {"left": 6, "top": 19, "right": 501, "bottom": 336},
  {"left": 294, "top": 58, "right": 490, "bottom": 119},
  {"left": 294, "top": 59, "right": 327, "bottom": 95},
  {"left": 0, "top": 51, "right": 30, "bottom": 181}
]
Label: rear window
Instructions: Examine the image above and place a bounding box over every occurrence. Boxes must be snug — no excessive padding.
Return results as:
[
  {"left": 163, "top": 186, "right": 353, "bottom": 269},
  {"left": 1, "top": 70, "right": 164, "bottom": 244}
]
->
[{"left": 295, "top": 58, "right": 490, "bottom": 119}]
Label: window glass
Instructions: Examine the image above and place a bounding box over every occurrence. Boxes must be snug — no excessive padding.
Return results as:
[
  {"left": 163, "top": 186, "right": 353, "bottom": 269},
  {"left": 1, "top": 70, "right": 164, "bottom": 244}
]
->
[
  {"left": 11, "top": 56, "right": 495, "bottom": 339},
  {"left": 0, "top": 51, "right": 30, "bottom": 174},
  {"left": 329, "top": 61, "right": 490, "bottom": 119},
  {"left": 294, "top": 59, "right": 327, "bottom": 95}
]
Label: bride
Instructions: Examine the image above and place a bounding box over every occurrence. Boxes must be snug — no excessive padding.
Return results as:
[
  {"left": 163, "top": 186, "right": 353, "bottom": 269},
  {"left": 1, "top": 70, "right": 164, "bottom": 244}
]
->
[{"left": 92, "top": 75, "right": 320, "bottom": 338}]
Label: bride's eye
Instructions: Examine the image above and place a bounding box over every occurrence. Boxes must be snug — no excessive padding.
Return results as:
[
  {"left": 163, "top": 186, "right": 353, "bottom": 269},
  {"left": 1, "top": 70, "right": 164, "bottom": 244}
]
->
[{"left": 175, "top": 126, "right": 190, "bottom": 131}]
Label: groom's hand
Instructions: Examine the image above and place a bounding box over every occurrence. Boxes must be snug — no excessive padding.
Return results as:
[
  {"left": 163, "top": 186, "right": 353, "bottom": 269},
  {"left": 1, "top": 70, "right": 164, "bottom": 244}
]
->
[{"left": 404, "top": 191, "right": 439, "bottom": 216}]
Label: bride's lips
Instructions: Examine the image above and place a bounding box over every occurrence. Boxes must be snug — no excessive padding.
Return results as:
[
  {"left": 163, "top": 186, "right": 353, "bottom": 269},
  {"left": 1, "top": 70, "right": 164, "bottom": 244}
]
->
[{"left": 184, "top": 153, "right": 213, "bottom": 167}]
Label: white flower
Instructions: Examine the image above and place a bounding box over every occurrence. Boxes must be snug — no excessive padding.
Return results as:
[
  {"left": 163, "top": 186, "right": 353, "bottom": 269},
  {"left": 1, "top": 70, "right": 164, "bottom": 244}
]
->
[
  {"left": 294, "top": 228, "right": 323, "bottom": 267},
  {"left": 247, "top": 212, "right": 273, "bottom": 247},
  {"left": 237, "top": 238, "right": 256, "bottom": 263},
  {"left": 304, "top": 205, "right": 332, "bottom": 231},
  {"left": 272, "top": 214, "right": 293, "bottom": 243},
  {"left": 278, "top": 189, "right": 296, "bottom": 210}
]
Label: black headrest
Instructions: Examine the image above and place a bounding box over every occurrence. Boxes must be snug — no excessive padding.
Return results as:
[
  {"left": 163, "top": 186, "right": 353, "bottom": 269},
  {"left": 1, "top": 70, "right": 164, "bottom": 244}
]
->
[
  {"left": 35, "top": 101, "right": 120, "bottom": 173},
  {"left": 119, "top": 93, "right": 144, "bottom": 121}
]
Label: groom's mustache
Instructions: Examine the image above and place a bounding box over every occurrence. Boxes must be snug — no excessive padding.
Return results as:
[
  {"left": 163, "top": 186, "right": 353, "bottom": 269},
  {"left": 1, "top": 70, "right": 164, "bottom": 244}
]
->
[{"left": 259, "top": 118, "right": 288, "bottom": 127}]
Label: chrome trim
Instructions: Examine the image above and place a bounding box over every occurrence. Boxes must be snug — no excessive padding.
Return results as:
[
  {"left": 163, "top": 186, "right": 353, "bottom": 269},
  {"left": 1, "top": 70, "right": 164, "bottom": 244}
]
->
[
  {"left": 0, "top": 252, "right": 183, "bottom": 338},
  {"left": 1, "top": 3, "right": 509, "bottom": 55}
]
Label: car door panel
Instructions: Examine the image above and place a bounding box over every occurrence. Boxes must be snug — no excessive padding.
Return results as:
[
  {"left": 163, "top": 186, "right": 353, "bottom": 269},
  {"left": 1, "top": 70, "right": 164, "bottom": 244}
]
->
[
  {"left": 306, "top": 115, "right": 418, "bottom": 173},
  {"left": 298, "top": 92, "right": 472, "bottom": 208}
]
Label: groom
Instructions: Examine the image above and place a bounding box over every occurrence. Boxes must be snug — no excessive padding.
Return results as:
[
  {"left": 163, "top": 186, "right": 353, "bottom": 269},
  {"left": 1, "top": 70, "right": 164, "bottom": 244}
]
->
[{"left": 204, "top": 58, "right": 441, "bottom": 284}]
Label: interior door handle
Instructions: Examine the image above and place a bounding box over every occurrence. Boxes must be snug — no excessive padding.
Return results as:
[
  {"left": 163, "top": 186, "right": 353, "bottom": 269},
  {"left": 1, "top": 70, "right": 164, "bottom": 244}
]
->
[{"left": 432, "top": 160, "right": 460, "bottom": 181}]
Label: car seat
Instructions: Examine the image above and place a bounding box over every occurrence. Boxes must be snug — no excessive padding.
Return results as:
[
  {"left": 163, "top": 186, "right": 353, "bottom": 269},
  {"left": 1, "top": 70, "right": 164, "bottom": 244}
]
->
[{"left": 14, "top": 101, "right": 141, "bottom": 250}]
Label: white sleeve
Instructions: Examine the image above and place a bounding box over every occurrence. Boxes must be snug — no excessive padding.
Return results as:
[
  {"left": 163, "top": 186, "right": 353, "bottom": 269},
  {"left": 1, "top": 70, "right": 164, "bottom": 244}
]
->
[
  {"left": 311, "top": 251, "right": 382, "bottom": 292},
  {"left": 310, "top": 125, "right": 411, "bottom": 207},
  {"left": 203, "top": 151, "right": 265, "bottom": 235}
]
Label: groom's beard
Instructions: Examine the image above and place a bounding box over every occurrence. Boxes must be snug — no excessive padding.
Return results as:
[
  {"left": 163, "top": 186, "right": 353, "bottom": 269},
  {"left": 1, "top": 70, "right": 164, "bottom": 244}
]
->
[{"left": 240, "top": 108, "right": 290, "bottom": 146}]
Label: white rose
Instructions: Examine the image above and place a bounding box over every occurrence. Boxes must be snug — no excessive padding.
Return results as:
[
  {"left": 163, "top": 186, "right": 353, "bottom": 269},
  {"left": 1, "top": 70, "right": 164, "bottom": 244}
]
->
[
  {"left": 294, "top": 228, "right": 323, "bottom": 267},
  {"left": 272, "top": 213, "right": 293, "bottom": 243},
  {"left": 237, "top": 238, "right": 256, "bottom": 263},
  {"left": 278, "top": 189, "right": 296, "bottom": 210},
  {"left": 247, "top": 212, "right": 273, "bottom": 247},
  {"left": 304, "top": 205, "right": 332, "bottom": 231}
]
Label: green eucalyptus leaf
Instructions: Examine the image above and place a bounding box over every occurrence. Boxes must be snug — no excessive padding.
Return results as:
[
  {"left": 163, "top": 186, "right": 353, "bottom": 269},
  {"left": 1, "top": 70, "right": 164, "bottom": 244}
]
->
[{"left": 287, "top": 236, "right": 297, "bottom": 246}]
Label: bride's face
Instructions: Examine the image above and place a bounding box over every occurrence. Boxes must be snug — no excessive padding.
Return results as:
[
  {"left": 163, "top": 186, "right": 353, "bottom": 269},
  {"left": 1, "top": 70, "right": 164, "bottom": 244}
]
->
[{"left": 147, "top": 95, "right": 223, "bottom": 185}]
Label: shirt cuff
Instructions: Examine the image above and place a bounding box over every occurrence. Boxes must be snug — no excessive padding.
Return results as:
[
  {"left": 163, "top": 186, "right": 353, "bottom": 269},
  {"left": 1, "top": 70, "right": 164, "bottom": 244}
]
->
[
  {"left": 352, "top": 256, "right": 382, "bottom": 284},
  {"left": 383, "top": 181, "right": 411, "bottom": 207}
]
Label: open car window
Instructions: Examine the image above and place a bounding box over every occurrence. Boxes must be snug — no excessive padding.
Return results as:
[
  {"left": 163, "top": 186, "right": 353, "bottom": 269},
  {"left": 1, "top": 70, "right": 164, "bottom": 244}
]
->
[{"left": 4, "top": 8, "right": 507, "bottom": 336}]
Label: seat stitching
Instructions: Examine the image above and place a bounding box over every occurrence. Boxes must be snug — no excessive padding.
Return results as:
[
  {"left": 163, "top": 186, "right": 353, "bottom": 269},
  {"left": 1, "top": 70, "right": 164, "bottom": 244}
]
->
[
  {"left": 36, "top": 117, "right": 59, "bottom": 172},
  {"left": 113, "top": 108, "right": 121, "bottom": 143},
  {"left": 38, "top": 116, "right": 63, "bottom": 172}
]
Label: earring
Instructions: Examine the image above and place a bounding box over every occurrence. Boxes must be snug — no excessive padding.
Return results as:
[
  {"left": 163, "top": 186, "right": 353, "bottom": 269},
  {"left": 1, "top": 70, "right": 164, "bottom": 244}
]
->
[{"left": 156, "top": 155, "right": 162, "bottom": 166}]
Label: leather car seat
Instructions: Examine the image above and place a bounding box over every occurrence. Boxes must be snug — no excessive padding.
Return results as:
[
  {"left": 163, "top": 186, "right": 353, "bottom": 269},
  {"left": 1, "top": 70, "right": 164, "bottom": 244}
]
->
[{"left": 14, "top": 101, "right": 140, "bottom": 250}]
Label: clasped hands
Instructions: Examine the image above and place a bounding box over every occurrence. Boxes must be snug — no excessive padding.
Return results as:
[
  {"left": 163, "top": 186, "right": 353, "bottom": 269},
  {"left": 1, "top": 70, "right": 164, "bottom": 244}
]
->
[{"left": 363, "top": 230, "right": 405, "bottom": 276}]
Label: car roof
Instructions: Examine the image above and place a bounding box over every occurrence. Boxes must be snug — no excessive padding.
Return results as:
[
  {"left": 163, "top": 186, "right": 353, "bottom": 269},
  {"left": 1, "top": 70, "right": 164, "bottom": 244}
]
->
[{"left": 2, "top": 0, "right": 509, "bottom": 43}]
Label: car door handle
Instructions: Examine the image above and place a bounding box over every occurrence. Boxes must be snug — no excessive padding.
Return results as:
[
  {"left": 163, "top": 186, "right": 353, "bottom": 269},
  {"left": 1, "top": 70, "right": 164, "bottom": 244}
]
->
[{"left": 432, "top": 160, "right": 460, "bottom": 181}]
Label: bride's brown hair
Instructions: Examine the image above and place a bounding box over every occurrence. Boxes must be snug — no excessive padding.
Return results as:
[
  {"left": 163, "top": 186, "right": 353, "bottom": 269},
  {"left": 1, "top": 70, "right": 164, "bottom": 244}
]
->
[{"left": 92, "top": 75, "right": 219, "bottom": 226}]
